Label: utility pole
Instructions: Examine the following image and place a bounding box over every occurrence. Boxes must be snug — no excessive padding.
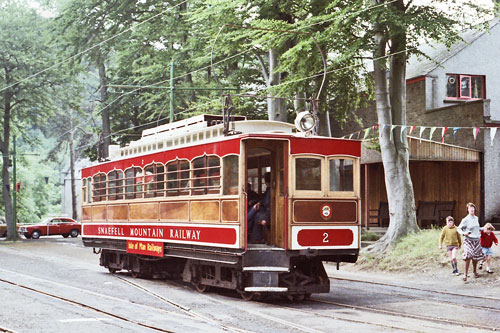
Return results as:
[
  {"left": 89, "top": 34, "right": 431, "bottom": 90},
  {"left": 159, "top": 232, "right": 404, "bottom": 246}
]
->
[{"left": 170, "top": 61, "right": 174, "bottom": 123}]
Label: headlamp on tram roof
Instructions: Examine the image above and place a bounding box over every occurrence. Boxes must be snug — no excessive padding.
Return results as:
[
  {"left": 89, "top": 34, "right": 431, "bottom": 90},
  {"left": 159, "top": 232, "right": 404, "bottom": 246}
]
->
[{"left": 294, "top": 111, "right": 316, "bottom": 133}]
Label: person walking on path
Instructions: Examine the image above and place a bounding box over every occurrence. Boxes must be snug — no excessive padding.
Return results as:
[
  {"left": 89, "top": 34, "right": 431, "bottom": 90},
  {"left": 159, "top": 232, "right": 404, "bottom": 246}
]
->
[
  {"left": 479, "top": 223, "right": 498, "bottom": 274},
  {"left": 457, "top": 202, "right": 485, "bottom": 282},
  {"left": 439, "top": 216, "right": 462, "bottom": 276}
]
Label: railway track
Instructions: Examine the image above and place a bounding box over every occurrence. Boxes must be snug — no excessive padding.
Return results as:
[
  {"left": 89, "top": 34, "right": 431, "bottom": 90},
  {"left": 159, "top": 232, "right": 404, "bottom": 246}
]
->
[{"left": 0, "top": 276, "right": 173, "bottom": 332}]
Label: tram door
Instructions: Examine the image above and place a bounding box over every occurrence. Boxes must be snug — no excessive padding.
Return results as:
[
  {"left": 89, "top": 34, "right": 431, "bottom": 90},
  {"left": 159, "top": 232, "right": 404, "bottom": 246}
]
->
[{"left": 244, "top": 139, "right": 288, "bottom": 248}]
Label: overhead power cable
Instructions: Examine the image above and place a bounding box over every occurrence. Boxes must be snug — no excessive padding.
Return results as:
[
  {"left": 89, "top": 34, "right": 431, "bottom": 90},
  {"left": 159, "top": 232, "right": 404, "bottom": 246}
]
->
[{"left": 0, "top": 0, "right": 188, "bottom": 94}]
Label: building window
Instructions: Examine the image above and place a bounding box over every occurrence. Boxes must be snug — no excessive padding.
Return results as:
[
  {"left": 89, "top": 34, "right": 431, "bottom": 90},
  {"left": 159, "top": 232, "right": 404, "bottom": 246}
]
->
[{"left": 446, "top": 74, "right": 485, "bottom": 100}]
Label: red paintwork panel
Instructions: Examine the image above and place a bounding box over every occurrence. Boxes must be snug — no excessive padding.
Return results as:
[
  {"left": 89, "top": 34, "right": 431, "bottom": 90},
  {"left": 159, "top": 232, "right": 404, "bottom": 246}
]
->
[
  {"left": 127, "top": 240, "right": 164, "bottom": 257},
  {"left": 297, "top": 228, "right": 353, "bottom": 247},
  {"left": 83, "top": 224, "right": 237, "bottom": 245},
  {"left": 82, "top": 138, "right": 241, "bottom": 177},
  {"left": 289, "top": 137, "right": 361, "bottom": 157}
]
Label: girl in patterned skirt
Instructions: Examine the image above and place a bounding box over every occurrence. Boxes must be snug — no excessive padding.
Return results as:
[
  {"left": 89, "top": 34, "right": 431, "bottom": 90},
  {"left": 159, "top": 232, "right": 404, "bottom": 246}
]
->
[{"left": 457, "top": 202, "right": 485, "bottom": 282}]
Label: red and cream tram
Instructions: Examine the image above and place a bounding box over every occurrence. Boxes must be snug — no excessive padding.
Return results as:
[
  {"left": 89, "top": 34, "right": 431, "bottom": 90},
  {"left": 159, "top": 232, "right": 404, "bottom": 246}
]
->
[{"left": 81, "top": 114, "right": 361, "bottom": 299}]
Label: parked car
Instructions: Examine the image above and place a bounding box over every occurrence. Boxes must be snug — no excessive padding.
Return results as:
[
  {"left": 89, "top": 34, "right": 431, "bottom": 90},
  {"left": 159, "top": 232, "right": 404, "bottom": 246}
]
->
[
  {"left": 18, "top": 217, "right": 81, "bottom": 239},
  {"left": 0, "top": 217, "right": 6, "bottom": 237}
]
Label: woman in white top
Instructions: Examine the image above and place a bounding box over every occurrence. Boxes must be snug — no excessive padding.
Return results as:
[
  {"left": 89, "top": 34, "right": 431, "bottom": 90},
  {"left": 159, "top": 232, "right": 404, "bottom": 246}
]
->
[{"left": 457, "top": 202, "right": 485, "bottom": 281}]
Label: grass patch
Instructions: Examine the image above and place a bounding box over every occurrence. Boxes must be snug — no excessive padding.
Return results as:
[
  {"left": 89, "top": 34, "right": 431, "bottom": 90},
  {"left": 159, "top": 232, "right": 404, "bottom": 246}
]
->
[
  {"left": 358, "top": 228, "right": 451, "bottom": 272},
  {"left": 361, "top": 230, "right": 380, "bottom": 242}
]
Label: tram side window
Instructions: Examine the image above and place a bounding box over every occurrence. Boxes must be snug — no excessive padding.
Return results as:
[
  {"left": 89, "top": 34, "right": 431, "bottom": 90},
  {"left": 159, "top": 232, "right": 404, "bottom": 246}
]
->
[
  {"left": 329, "top": 159, "right": 354, "bottom": 192},
  {"left": 166, "top": 160, "right": 190, "bottom": 196},
  {"left": 223, "top": 155, "right": 239, "bottom": 195},
  {"left": 82, "top": 178, "right": 87, "bottom": 204},
  {"left": 108, "top": 170, "right": 124, "bottom": 200},
  {"left": 295, "top": 158, "right": 322, "bottom": 191},
  {"left": 155, "top": 163, "right": 165, "bottom": 197},
  {"left": 208, "top": 156, "right": 220, "bottom": 194},
  {"left": 192, "top": 157, "right": 207, "bottom": 195},
  {"left": 92, "top": 173, "right": 107, "bottom": 202},
  {"left": 87, "top": 177, "right": 92, "bottom": 203},
  {"left": 144, "top": 165, "right": 156, "bottom": 198},
  {"left": 125, "top": 167, "right": 141, "bottom": 199}
]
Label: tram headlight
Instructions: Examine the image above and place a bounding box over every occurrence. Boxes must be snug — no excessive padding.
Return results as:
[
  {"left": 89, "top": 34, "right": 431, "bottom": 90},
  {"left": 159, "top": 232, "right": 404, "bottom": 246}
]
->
[{"left": 294, "top": 111, "right": 316, "bottom": 133}]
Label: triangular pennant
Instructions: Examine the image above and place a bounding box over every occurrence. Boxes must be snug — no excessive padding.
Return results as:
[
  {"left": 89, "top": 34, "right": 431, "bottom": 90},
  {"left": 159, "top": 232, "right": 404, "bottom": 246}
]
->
[
  {"left": 473, "top": 127, "right": 480, "bottom": 145},
  {"left": 491, "top": 128, "right": 498, "bottom": 146},
  {"left": 400, "top": 125, "right": 407, "bottom": 143},
  {"left": 349, "top": 133, "right": 354, "bottom": 139},
  {"left": 452, "top": 127, "right": 460, "bottom": 140},
  {"left": 419, "top": 126, "right": 426, "bottom": 138},
  {"left": 363, "top": 128, "right": 370, "bottom": 140},
  {"left": 429, "top": 127, "right": 437, "bottom": 140},
  {"left": 373, "top": 124, "right": 379, "bottom": 130},
  {"left": 409, "top": 125, "right": 416, "bottom": 135},
  {"left": 441, "top": 127, "right": 448, "bottom": 143},
  {"left": 390, "top": 125, "right": 396, "bottom": 142}
]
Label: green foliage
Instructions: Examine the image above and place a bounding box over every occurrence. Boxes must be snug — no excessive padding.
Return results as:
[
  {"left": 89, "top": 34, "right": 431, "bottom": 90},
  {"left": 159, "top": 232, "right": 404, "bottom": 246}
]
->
[
  {"left": 359, "top": 228, "right": 450, "bottom": 272},
  {"left": 361, "top": 230, "right": 380, "bottom": 242}
]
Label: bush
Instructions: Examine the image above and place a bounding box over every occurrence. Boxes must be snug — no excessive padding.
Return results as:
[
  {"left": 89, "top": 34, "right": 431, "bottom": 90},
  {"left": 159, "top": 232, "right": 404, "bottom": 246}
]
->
[{"left": 361, "top": 230, "right": 380, "bottom": 241}]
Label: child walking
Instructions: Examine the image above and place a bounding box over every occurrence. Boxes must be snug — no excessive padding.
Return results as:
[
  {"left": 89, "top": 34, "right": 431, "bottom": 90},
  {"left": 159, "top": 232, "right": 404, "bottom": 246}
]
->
[
  {"left": 439, "top": 216, "right": 462, "bottom": 275},
  {"left": 479, "top": 223, "right": 498, "bottom": 273}
]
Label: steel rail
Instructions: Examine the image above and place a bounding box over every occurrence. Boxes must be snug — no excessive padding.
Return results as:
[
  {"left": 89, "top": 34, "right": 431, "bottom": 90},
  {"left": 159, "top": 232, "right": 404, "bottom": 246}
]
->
[{"left": 0, "top": 277, "right": 173, "bottom": 332}]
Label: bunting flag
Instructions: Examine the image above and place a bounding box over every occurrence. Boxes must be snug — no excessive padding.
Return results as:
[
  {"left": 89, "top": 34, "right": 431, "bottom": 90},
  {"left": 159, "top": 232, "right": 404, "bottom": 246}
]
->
[
  {"left": 400, "top": 125, "right": 407, "bottom": 143},
  {"left": 363, "top": 128, "right": 371, "bottom": 139},
  {"left": 429, "top": 127, "right": 437, "bottom": 140},
  {"left": 390, "top": 125, "right": 396, "bottom": 142},
  {"left": 441, "top": 127, "right": 448, "bottom": 143},
  {"left": 419, "top": 126, "right": 426, "bottom": 138},
  {"left": 343, "top": 124, "right": 500, "bottom": 145},
  {"left": 409, "top": 125, "right": 416, "bottom": 135},
  {"left": 473, "top": 127, "right": 480, "bottom": 145}
]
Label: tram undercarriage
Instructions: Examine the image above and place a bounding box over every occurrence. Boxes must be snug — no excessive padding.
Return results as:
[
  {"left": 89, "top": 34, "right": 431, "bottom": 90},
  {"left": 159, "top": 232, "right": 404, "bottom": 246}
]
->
[{"left": 89, "top": 239, "right": 358, "bottom": 300}]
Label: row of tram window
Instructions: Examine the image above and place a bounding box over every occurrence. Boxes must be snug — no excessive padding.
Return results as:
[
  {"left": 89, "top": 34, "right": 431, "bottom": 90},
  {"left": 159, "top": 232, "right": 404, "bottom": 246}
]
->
[
  {"left": 82, "top": 155, "right": 239, "bottom": 203},
  {"left": 82, "top": 154, "right": 356, "bottom": 203}
]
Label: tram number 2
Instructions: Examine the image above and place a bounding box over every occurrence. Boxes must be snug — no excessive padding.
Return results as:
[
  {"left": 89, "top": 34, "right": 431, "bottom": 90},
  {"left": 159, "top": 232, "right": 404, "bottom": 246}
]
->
[{"left": 323, "top": 232, "right": 329, "bottom": 243}]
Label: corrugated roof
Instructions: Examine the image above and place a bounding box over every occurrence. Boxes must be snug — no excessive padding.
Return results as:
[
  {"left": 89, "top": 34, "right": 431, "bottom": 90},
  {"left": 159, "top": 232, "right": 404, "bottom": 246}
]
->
[{"left": 406, "top": 18, "right": 500, "bottom": 79}]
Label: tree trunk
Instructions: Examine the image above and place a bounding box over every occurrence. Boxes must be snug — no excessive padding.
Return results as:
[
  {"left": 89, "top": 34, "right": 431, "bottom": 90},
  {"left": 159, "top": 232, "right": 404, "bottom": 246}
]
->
[
  {"left": 69, "top": 115, "right": 78, "bottom": 220},
  {"left": 365, "top": 18, "right": 419, "bottom": 253},
  {"left": 98, "top": 55, "right": 111, "bottom": 159},
  {"left": 1, "top": 88, "right": 14, "bottom": 240},
  {"left": 267, "top": 49, "right": 286, "bottom": 122}
]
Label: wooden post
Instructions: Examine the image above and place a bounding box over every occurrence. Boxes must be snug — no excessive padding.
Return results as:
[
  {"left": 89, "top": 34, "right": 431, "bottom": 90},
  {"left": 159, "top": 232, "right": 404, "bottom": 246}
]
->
[{"left": 364, "top": 164, "right": 369, "bottom": 230}]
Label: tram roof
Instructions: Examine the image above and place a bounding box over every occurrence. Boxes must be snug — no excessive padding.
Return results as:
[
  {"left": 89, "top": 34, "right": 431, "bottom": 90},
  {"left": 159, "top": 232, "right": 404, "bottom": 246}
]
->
[{"left": 82, "top": 116, "right": 360, "bottom": 177}]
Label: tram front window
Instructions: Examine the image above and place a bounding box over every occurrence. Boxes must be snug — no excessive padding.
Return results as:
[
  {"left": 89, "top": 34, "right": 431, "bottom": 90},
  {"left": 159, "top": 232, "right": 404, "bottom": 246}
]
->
[
  {"left": 295, "top": 158, "right": 321, "bottom": 191},
  {"left": 329, "top": 159, "right": 353, "bottom": 191}
]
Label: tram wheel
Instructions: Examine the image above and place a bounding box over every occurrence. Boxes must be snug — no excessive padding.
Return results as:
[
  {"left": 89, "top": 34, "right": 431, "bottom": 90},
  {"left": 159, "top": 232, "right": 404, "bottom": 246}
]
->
[
  {"left": 108, "top": 268, "right": 117, "bottom": 274},
  {"left": 193, "top": 282, "right": 210, "bottom": 293},
  {"left": 294, "top": 294, "right": 306, "bottom": 302},
  {"left": 239, "top": 291, "right": 255, "bottom": 301},
  {"left": 130, "top": 270, "right": 140, "bottom": 278}
]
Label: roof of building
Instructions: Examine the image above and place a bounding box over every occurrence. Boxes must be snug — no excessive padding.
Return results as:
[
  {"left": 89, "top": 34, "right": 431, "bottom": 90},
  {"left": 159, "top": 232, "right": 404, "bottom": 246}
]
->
[{"left": 406, "top": 18, "right": 500, "bottom": 80}]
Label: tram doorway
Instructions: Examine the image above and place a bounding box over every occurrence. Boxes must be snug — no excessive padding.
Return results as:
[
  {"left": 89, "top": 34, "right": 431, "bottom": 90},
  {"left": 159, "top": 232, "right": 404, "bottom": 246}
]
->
[{"left": 244, "top": 139, "right": 288, "bottom": 248}]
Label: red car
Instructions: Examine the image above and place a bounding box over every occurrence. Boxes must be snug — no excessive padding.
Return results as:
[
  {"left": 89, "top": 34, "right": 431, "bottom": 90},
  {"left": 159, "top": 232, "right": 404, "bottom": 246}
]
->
[{"left": 18, "top": 217, "right": 81, "bottom": 239}]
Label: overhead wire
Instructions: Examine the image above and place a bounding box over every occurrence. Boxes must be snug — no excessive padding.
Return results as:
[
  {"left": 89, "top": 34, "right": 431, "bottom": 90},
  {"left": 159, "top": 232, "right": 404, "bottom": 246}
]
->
[{"left": 0, "top": 0, "right": 189, "bottom": 94}]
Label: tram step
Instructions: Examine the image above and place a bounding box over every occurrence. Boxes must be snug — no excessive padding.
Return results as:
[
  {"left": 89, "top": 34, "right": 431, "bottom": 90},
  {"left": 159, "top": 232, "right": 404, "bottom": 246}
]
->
[
  {"left": 243, "top": 266, "right": 289, "bottom": 272},
  {"left": 242, "top": 249, "right": 289, "bottom": 268},
  {"left": 244, "top": 287, "right": 288, "bottom": 292}
]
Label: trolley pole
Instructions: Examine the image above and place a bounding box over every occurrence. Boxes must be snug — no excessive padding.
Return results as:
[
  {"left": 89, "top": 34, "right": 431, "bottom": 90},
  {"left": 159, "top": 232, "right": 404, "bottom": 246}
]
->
[
  {"left": 12, "top": 136, "right": 17, "bottom": 241},
  {"left": 170, "top": 61, "right": 174, "bottom": 123}
]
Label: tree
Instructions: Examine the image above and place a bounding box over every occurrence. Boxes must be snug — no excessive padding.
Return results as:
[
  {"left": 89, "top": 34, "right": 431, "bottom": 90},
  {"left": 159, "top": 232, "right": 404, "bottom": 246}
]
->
[{"left": 0, "top": 0, "right": 62, "bottom": 239}]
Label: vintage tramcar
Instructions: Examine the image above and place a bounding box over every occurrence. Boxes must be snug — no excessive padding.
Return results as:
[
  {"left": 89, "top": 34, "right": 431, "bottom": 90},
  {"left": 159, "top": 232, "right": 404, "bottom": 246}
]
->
[{"left": 81, "top": 114, "right": 361, "bottom": 300}]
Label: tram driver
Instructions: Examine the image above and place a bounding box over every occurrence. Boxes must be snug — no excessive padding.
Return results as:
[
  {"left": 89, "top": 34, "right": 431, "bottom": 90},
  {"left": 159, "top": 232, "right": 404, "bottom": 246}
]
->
[{"left": 247, "top": 172, "right": 271, "bottom": 243}]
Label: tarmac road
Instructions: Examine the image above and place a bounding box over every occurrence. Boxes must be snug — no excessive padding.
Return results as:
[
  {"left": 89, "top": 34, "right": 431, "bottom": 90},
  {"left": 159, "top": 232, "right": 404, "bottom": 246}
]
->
[{"left": 0, "top": 237, "right": 499, "bottom": 332}]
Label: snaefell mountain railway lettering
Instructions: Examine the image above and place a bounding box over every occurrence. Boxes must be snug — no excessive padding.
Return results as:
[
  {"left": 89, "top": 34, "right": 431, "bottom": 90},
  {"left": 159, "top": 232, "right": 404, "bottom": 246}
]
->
[
  {"left": 170, "top": 229, "right": 201, "bottom": 240},
  {"left": 129, "top": 227, "right": 164, "bottom": 238},
  {"left": 98, "top": 226, "right": 125, "bottom": 236}
]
